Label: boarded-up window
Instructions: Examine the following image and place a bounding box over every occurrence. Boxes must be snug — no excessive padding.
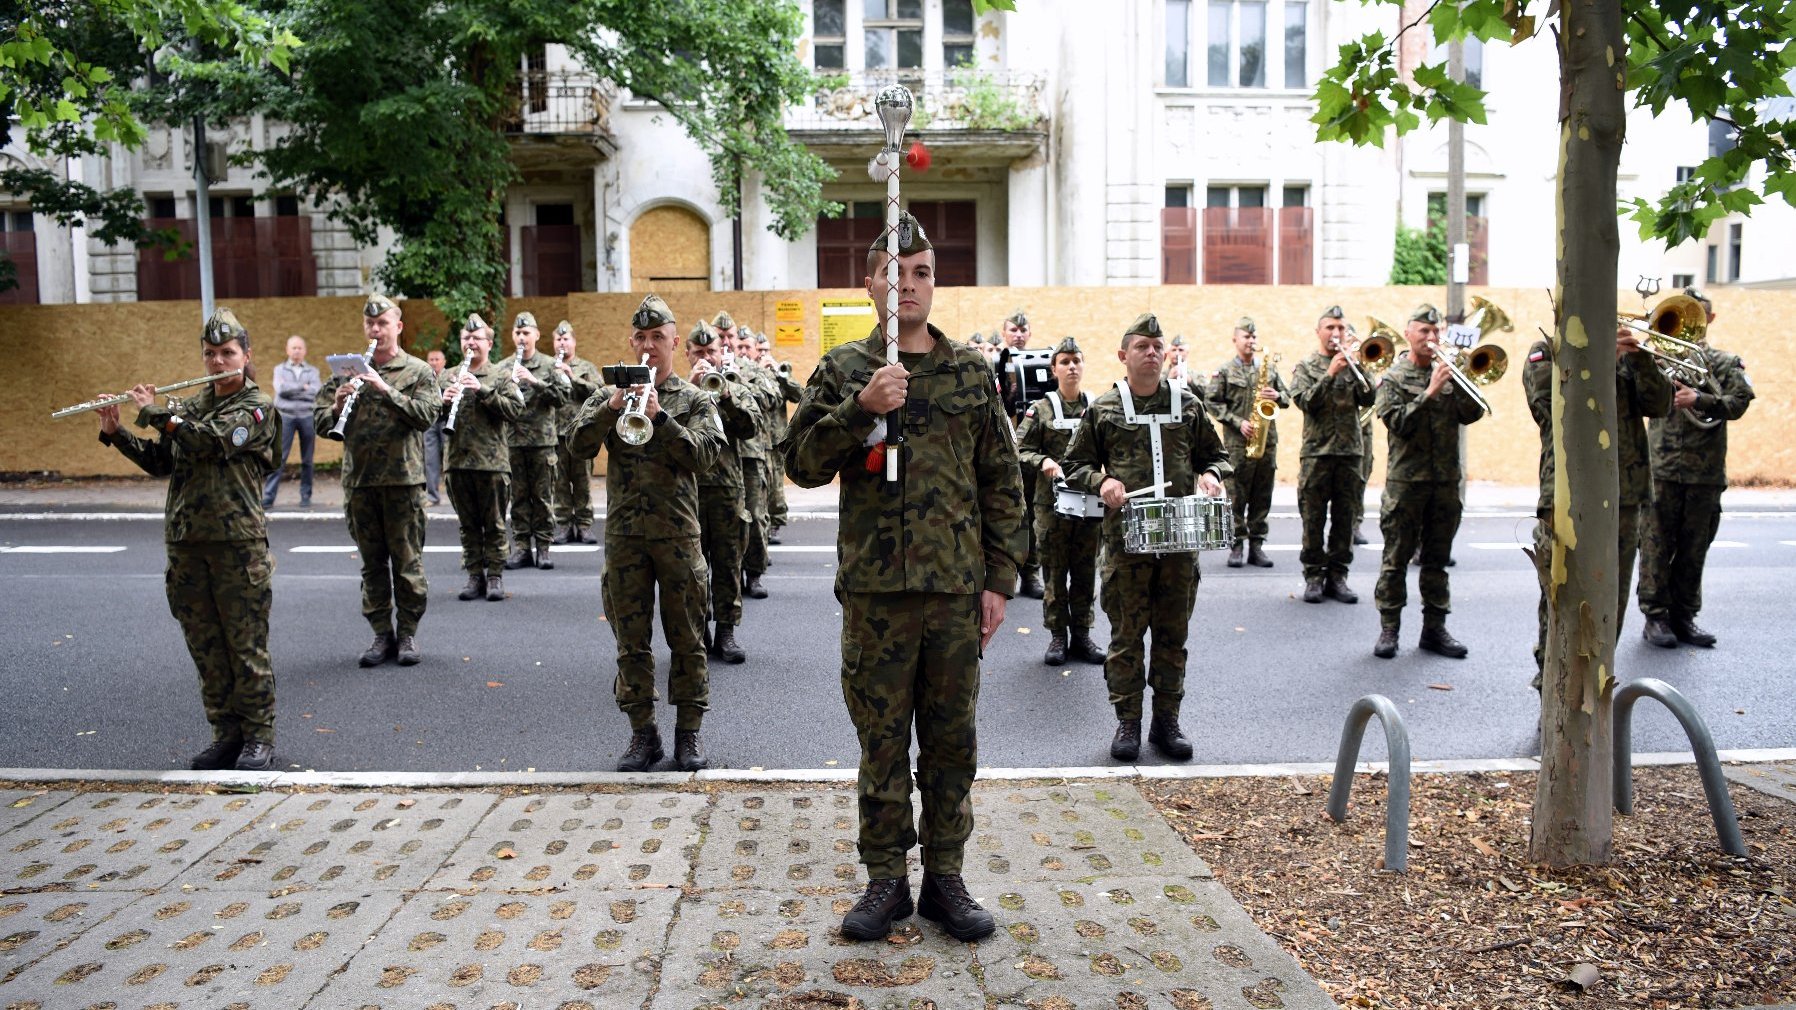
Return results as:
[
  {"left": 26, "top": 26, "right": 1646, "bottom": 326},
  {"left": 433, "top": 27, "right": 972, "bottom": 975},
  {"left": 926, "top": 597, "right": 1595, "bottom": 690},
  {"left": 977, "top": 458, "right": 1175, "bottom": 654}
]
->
[
  {"left": 1202, "top": 207, "right": 1273, "bottom": 283},
  {"left": 1162, "top": 207, "right": 1197, "bottom": 284},
  {"left": 0, "top": 212, "right": 38, "bottom": 305},
  {"left": 1277, "top": 206, "right": 1312, "bottom": 285},
  {"left": 137, "top": 216, "right": 317, "bottom": 301},
  {"left": 630, "top": 205, "right": 709, "bottom": 292}
]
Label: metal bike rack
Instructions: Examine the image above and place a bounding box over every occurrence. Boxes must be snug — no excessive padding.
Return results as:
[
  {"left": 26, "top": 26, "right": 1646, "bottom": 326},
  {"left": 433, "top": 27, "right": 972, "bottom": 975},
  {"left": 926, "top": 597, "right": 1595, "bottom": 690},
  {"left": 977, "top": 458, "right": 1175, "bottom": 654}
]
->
[
  {"left": 1325, "top": 694, "right": 1412, "bottom": 872},
  {"left": 1613, "top": 677, "right": 1746, "bottom": 856}
]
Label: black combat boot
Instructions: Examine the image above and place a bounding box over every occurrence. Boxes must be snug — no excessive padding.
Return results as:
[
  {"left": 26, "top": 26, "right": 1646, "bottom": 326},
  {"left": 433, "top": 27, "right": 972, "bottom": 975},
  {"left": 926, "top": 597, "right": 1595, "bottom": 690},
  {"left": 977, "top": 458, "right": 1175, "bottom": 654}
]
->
[
  {"left": 617, "top": 725, "right": 664, "bottom": 772},
  {"left": 535, "top": 541, "right": 554, "bottom": 570},
  {"left": 1324, "top": 575, "right": 1359, "bottom": 604},
  {"left": 1070, "top": 629, "right": 1106, "bottom": 664},
  {"left": 1418, "top": 624, "right": 1469, "bottom": 659},
  {"left": 768, "top": 524, "right": 783, "bottom": 546},
  {"left": 1148, "top": 714, "right": 1194, "bottom": 761},
  {"left": 457, "top": 571, "right": 487, "bottom": 601},
  {"left": 551, "top": 525, "right": 574, "bottom": 545},
  {"left": 485, "top": 573, "right": 506, "bottom": 601},
  {"left": 504, "top": 543, "right": 534, "bottom": 570},
  {"left": 919, "top": 872, "right": 995, "bottom": 941},
  {"left": 1043, "top": 633, "right": 1066, "bottom": 666},
  {"left": 359, "top": 631, "right": 396, "bottom": 668},
  {"left": 1641, "top": 617, "right": 1676, "bottom": 648},
  {"left": 1302, "top": 577, "right": 1325, "bottom": 603},
  {"left": 396, "top": 635, "right": 421, "bottom": 666},
  {"left": 1110, "top": 719, "right": 1141, "bottom": 762},
  {"left": 1671, "top": 618, "right": 1717, "bottom": 647},
  {"left": 839, "top": 877, "right": 914, "bottom": 941},
  {"left": 1352, "top": 524, "right": 1368, "bottom": 546},
  {"left": 1020, "top": 568, "right": 1045, "bottom": 599},
  {"left": 234, "top": 740, "right": 275, "bottom": 772},
  {"left": 1227, "top": 541, "right": 1246, "bottom": 568},
  {"left": 578, "top": 525, "right": 599, "bottom": 544},
  {"left": 1373, "top": 625, "right": 1399, "bottom": 659},
  {"left": 190, "top": 737, "right": 242, "bottom": 771},
  {"left": 743, "top": 573, "right": 769, "bottom": 599},
  {"left": 1247, "top": 541, "right": 1273, "bottom": 567},
  {"left": 712, "top": 624, "right": 746, "bottom": 664},
  {"left": 674, "top": 729, "right": 708, "bottom": 772}
]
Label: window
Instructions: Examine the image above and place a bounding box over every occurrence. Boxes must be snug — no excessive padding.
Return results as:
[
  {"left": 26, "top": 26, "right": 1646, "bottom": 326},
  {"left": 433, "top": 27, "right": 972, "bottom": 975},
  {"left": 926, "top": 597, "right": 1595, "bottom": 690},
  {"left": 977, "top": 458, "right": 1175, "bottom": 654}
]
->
[
  {"left": 1675, "top": 165, "right": 1697, "bottom": 184},
  {"left": 1728, "top": 223, "right": 1742, "bottom": 281},
  {"left": 0, "top": 209, "right": 38, "bottom": 305},
  {"left": 523, "top": 43, "right": 547, "bottom": 114},
  {"left": 1282, "top": 184, "right": 1308, "bottom": 207},
  {"left": 814, "top": 0, "right": 845, "bottom": 70},
  {"left": 864, "top": 0, "right": 923, "bottom": 71},
  {"left": 1671, "top": 273, "right": 1695, "bottom": 289},
  {"left": 1166, "top": 185, "right": 1192, "bottom": 208},
  {"left": 148, "top": 196, "right": 177, "bottom": 219},
  {"left": 1208, "top": 1, "right": 1267, "bottom": 88},
  {"left": 1283, "top": 1, "right": 1307, "bottom": 87},
  {"left": 943, "top": 0, "right": 975, "bottom": 68},
  {"left": 1426, "top": 37, "right": 1484, "bottom": 89},
  {"left": 536, "top": 203, "right": 575, "bottom": 226},
  {"left": 1426, "top": 192, "right": 1485, "bottom": 221},
  {"left": 1705, "top": 245, "right": 1718, "bottom": 283},
  {"left": 208, "top": 195, "right": 255, "bottom": 218},
  {"left": 1238, "top": 1, "right": 1266, "bottom": 87},
  {"left": 1708, "top": 119, "right": 1736, "bottom": 159},
  {"left": 1166, "top": 0, "right": 1192, "bottom": 87},
  {"left": 274, "top": 194, "right": 301, "bottom": 217},
  {"left": 4, "top": 210, "right": 33, "bottom": 232}
]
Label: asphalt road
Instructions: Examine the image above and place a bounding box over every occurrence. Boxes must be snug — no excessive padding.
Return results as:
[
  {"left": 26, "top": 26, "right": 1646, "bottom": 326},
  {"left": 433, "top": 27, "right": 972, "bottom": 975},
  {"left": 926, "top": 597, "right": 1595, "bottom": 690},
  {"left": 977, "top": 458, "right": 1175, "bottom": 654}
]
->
[{"left": 2, "top": 506, "right": 1792, "bottom": 774}]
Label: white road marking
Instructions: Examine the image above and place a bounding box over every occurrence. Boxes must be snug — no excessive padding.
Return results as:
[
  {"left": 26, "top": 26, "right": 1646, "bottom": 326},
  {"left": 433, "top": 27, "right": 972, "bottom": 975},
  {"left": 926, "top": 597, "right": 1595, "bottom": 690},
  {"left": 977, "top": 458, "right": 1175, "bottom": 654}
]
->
[
  {"left": 289, "top": 545, "right": 355, "bottom": 553},
  {"left": 1468, "top": 542, "right": 1527, "bottom": 550},
  {"left": 769, "top": 545, "right": 835, "bottom": 553},
  {"left": 0, "top": 545, "right": 127, "bottom": 554}
]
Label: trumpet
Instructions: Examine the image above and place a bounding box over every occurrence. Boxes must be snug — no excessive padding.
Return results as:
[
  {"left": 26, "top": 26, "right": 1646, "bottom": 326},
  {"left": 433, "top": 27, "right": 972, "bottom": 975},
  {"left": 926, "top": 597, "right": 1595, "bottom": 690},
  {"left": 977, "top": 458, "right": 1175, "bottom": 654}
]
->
[
  {"left": 325, "top": 338, "right": 379, "bottom": 441},
  {"left": 617, "top": 354, "right": 656, "bottom": 447},
  {"left": 51, "top": 370, "right": 245, "bottom": 419}
]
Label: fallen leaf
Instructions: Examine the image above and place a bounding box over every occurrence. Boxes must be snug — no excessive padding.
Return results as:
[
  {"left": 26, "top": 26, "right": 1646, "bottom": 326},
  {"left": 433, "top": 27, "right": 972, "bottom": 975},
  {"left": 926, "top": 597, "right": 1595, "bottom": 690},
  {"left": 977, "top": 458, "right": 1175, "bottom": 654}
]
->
[
  {"left": 1497, "top": 876, "right": 1524, "bottom": 892},
  {"left": 314, "top": 728, "right": 335, "bottom": 734},
  {"left": 1427, "top": 683, "right": 1454, "bottom": 692},
  {"left": 486, "top": 681, "right": 504, "bottom": 688},
  {"left": 496, "top": 847, "right": 518, "bottom": 860},
  {"left": 824, "top": 759, "right": 839, "bottom": 767},
  {"left": 1017, "top": 627, "right": 1031, "bottom": 635},
  {"left": 1566, "top": 962, "right": 1600, "bottom": 989},
  {"left": 396, "top": 799, "right": 416, "bottom": 809},
  {"left": 1470, "top": 837, "right": 1499, "bottom": 858}
]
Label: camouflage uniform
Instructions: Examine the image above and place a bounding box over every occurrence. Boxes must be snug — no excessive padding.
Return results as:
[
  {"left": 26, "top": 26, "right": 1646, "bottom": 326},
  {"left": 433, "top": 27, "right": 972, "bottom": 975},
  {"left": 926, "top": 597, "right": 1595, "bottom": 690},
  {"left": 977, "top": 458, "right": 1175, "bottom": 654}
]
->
[
  {"left": 697, "top": 373, "right": 763, "bottom": 626},
  {"left": 569, "top": 364, "right": 724, "bottom": 732},
  {"left": 1371, "top": 355, "right": 1485, "bottom": 631},
  {"left": 1206, "top": 355, "right": 1290, "bottom": 546},
  {"left": 735, "top": 357, "right": 779, "bottom": 580},
  {"left": 1015, "top": 391, "right": 1101, "bottom": 638},
  {"left": 1524, "top": 339, "right": 1670, "bottom": 670},
  {"left": 106, "top": 375, "right": 281, "bottom": 745},
  {"left": 1288, "top": 351, "right": 1377, "bottom": 583},
  {"left": 1352, "top": 411, "right": 1375, "bottom": 529},
  {"left": 767, "top": 362, "right": 803, "bottom": 529},
  {"left": 1062, "top": 377, "right": 1230, "bottom": 721},
  {"left": 785, "top": 323, "right": 1025, "bottom": 880},
  {"left": 506, "top": 347, "right": 570, "bottom": 554},
  {"left": 315, "top": 343, "right": 439, "bottom": 638},
  {"left": 1637, "top": 345, "right": 1755, "bottom": 624},
  {"left": 552, "top": 353, "right": 603, "bottom": 533},
  {"left": 440, "top": 361, "right": 524, "bottom": 577}
]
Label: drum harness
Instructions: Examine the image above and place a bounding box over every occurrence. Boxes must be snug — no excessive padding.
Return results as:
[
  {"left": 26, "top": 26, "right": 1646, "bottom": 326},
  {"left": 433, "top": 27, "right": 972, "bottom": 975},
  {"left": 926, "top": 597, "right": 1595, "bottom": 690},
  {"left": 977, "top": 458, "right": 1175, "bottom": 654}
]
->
[{"left": 1112, "top": 379, "right": 1180, "bottom": 497}]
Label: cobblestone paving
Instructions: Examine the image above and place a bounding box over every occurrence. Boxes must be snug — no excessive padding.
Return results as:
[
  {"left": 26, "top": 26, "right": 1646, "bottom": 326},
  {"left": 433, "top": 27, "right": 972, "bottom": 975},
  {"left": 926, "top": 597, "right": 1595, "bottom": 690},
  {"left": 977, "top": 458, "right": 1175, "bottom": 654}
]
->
[{"left": 0, "top": 781, "right": 1333, "bottom": 1009}]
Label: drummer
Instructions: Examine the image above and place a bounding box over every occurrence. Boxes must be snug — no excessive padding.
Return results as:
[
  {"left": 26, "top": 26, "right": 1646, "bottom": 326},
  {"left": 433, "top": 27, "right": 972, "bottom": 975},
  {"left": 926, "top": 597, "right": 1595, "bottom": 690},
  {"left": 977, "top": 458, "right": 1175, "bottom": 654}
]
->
[
  {"left": 1061, "top": 313, "right": 1230, "bottom": 765},
  {"left": 1014, "top": 337, "right": 1106, "bottom": 668}
]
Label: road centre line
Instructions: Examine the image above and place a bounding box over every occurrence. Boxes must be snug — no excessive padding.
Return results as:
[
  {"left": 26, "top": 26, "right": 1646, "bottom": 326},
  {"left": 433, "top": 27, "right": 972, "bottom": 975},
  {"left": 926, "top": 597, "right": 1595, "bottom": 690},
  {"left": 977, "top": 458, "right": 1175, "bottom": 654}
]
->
[{"left": 0, "top": 545, "right": 127, "bottom": 554}]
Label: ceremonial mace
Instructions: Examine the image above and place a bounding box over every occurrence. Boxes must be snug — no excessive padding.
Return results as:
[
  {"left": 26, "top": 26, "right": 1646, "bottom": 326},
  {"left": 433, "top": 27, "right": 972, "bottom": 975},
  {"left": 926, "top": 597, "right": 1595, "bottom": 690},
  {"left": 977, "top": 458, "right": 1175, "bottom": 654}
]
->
[{"left": 871, "top": 84, "right": 914, "bottom": 483}]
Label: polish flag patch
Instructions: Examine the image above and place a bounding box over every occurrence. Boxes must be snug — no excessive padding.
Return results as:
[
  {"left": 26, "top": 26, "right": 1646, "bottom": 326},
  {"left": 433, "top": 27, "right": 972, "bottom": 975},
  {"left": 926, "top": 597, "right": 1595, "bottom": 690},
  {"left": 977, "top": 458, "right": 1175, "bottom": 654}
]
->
[
  {"left": 252, "top": 407, "right": 266, "bottom": 422},
  {"left": 1527, "top": 350, "right": 1545, "bottom": 362}
]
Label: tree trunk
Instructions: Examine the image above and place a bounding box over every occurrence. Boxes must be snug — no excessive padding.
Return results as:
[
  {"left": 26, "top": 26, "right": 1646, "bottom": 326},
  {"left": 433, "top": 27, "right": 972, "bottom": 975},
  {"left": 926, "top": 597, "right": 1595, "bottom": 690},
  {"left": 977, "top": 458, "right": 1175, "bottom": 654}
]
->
[{"left": 1530, "top": 0, "right": 1625, "bottom": 866}]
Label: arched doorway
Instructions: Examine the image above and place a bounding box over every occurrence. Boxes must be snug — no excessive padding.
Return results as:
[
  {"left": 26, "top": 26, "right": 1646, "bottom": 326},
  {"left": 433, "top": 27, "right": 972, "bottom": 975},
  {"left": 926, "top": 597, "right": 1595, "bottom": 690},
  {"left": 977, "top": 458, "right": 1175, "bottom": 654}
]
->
[{"left": 629, "top": 205, "right": 710, "bottom": 292}]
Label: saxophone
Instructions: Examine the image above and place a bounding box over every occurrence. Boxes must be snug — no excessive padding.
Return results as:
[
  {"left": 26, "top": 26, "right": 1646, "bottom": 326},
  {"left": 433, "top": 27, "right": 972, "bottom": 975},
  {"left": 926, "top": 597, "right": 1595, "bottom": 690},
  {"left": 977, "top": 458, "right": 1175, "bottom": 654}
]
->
[{"left": 1244, "top": 352, "right": 1280, "bottom": 460}]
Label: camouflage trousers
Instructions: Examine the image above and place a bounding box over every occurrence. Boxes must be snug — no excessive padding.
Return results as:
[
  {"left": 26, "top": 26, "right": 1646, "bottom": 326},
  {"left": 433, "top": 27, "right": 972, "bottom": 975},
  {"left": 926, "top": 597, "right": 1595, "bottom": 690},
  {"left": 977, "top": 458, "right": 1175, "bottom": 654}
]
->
[
  {"left": 698, "top": 483, "right": 748, "bottom": 625},
  {"left": 1533, "top": 506, "right": 1640, "bottom": 672},
  {"left": 1637, "top": 480, "right": 1724, "bottom": 621},
  {"left": 839, "top": 591, "right": 981, "bottom": 878},
  {"left": 769, "top": 472, "right": 789, "bottom": 528},
  {"left": 345, "top": 485, "right": 429, "bottom": 637},
  {"left": 551, "top": 441, "right": 595, "bottom": 529},
  {"left": 1018, "top": 459, "right": 1039, "bottom": 572},
  {"left": 1375, "top": 480, "right": 1461, "bottom": 628},
  {"left": 741, "top": 459, "right": 771, "bottom": 576},
  {"left": 602, "top": 534, "right": 711, "bottom": 731},
  {"left": 446, "top": 469, "right": 511, "bottom": 575},
  {"left": 166, "top": 540, "right": 275, "bottom": 744},
  {"left": 1037, "top": 508, "right": 1100, "bottom": 635},
  {"left": 1099, "top": 549, "right": 1199, "bottom": 720},
  {"left": 1298, "top": 455, "right": 1362, "bottom": 580},
  {"left": 509, "top": 445, "right": 558, "bottom": 548},
  {"left": 1351, "top": 428, "right": 1374, "bottom": 527},
  {"left": 1224, "top": 438, "right": 1276, "bottom": 543}
]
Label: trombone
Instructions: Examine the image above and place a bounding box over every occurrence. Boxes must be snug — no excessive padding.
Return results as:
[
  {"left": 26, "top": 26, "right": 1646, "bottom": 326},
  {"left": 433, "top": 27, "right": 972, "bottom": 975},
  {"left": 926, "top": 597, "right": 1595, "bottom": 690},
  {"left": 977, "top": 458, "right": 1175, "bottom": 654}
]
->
[
  {"left": 51, "top": 370, "right": 244, "bottom": 419},
  {"left": 1618, "top": 293, "right": 1711, "bottom": 382},
  {"left": 1425, "top": 295, "right": 1512, "bottom": 416},
  {"left": 1338, "top": 319, "right": 1399, "bottom": 390}
]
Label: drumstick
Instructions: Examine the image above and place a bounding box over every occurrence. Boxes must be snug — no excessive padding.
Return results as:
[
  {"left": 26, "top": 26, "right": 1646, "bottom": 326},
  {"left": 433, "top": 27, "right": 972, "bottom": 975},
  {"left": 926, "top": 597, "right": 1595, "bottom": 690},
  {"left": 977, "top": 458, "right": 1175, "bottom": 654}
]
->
[{"left": 1123, "top": 482, "right": 1168, "bottom": 500}]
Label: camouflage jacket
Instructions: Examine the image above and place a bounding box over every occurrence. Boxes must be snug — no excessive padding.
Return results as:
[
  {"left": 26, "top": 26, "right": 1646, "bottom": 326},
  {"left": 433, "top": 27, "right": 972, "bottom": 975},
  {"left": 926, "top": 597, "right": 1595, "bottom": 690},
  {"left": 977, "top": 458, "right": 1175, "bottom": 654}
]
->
[
  {"left": 439, "top": 361, "right": 523, "bottom": 473},
  {"left": 103, "top": 381, "right": 279, "bottom": 544},
  {"left": 568, "top": 375, "right": 723, "bottom": 539},
  {"left": 785, "top": 324, "right": 1026, "bottom": 596},
  {"left": 1647, "top": 345, "right": 1756, "bottom": 486},
  {"left": 314, "top": 349, "right": 439, "bottom": 488},
  {"left": 1374, "top": 356, "right": 1485, "bottom": 483},
  {"left": 553, "top": 355, "right": 602, "bottom": 436},
  {"left": 768, "top": 364, "right": 803, "bottom": 441},
  {"left": 1523, "top": 339, "right": 1671, "bottom": 511},
  {"left": 1062, "top": 380, "right": 1233, "bottom": 553},
  {"left": 506, "top": 350, "right": 570, "bottom": 448},
  {"left": 698, "top": 376, "right": 763, "bottom": 490},
  {"left": 1014, "top": 390, "right": 1094, "bottom": 509},
  {"left": 1206, "top": 356, "right": 1291, "bottom": 451},
  {"left": 1288, "top": 350, "right": 1377, "bottom": 458},
  {"left": 734, "top": 359, "right": 779, "bottom": 461}
]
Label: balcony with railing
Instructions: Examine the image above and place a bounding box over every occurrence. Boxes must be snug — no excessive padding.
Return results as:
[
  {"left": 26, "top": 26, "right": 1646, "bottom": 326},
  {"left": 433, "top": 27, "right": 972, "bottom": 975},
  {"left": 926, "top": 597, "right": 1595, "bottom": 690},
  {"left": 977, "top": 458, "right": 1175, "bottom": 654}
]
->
[
  {"left": 788, "top": 69, "right": 1048, "bottom": 159},
  {"left": 503, "top": 72, "right": 618, "bottom": 161}
]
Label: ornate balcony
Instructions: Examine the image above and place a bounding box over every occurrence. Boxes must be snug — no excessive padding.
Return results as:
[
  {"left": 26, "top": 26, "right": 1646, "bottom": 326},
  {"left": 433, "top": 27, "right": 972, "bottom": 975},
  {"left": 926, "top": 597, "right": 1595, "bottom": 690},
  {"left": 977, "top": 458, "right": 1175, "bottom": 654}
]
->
[
  {"left": 787, "top": 69, "right": 1048, "bottom": 163},
  {"left": 503, "top": 72, "right": 618, "bottom": 166}
]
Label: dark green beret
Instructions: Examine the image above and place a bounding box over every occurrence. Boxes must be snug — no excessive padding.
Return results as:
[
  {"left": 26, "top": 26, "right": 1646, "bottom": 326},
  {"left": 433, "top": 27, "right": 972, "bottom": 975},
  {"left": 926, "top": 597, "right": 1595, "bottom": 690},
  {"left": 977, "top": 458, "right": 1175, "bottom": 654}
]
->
[
  {"left": 1170, "top": 334, "right": 1184, "bottom": 348},
  {"left": 687, "top": 321, "right": 717, "bottom": 346},
  {"left": 1683, "top": 286, "right": 1711, "bottom": 307},
  {"left": 755, "top": 332, "right": 770, "bottom": 346},
  {"left": 633, "top": 294, "right": 676, "bottom": 331},
  {"left": 868, "top": 210, "right": 932, "bottom": 256},
  {"left": 712, "top": 310, "right": 736, "bottom": 331},
  {"left": 1409, "top": 304, "right": 1443, "bottom": 325},
  {"left": 462, "top": 312, "right": 489, "bottom": 335},
  {"left": 1318, "top": 305, "right": 1345, "bottom": 322},
  {"left": 1236, "top": 317, "right": 1256, "bottom": 334},
  {"left": 364, "top": 293, "right": 399, "bottom": 319},
  {"left": 203, "top": 307, "right": 247, "bottom": 346},
  {"left": 513, "top": 311, "right": 538, "bottom": 331},
  {"left": 554, "top": 319, "right": 572, "bottom": 337},
  {"left": 1006, "top": 308, "right": 1029, "bottom": 328},
  {"left": 1052, "top": 336, "right": 1082, "bottom": 358},
  {"left": 1124, "top": 313, "right": 1163, "bottom": 341}
]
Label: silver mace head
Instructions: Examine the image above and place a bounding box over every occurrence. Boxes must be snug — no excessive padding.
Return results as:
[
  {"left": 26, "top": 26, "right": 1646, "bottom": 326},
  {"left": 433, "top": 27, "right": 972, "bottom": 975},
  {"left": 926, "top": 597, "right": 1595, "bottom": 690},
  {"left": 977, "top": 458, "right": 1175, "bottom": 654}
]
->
[{"left": 875, "top": 84, "right": 914, "bottom": 153}]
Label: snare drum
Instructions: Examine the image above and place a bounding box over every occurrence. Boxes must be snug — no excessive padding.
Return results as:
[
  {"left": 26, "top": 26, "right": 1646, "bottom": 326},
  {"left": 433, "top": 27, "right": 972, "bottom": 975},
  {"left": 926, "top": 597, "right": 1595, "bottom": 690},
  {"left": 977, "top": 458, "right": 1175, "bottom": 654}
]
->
[
  {"left": 1122, "top": 495, "right": 1233, "bottom": 554},
  {"left": 1052, "top": 481, "right": 1106, "bottom": 520}
]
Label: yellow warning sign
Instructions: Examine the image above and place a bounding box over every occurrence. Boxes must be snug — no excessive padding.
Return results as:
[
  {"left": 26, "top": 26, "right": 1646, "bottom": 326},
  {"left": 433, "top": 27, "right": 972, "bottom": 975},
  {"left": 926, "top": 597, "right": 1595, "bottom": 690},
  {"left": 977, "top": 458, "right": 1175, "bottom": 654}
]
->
[
  {"left": 775, "top": 299, "right": 804, "bottom": 323},
  {"left": 820, "top": 298, "right": 876, "bottom": 353},
  {"left": 775, "top": 323, "right": 805, "bottom": 347}
]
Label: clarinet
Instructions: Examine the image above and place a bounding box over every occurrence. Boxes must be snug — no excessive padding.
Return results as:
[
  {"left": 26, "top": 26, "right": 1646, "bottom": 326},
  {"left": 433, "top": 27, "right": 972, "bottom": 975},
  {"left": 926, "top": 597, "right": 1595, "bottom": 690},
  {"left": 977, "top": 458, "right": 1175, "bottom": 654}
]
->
[
  {"left": 511, "top": 345, "right": 528, "bottom": 403},
  {"left": 554, "top": 348, "right": 572, "bottom": 388},
  {"left": 442, "top": 360, "right": 473, "bottom": 434},
  {"left": 325, "top": 338, "right": 379, "bottom": 441}
]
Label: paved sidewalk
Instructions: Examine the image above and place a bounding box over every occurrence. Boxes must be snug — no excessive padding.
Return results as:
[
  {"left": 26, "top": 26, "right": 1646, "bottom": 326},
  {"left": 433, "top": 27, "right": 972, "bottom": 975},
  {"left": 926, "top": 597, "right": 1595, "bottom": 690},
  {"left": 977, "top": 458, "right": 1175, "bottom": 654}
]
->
[{"left": 0, "top": 778, "right": 1332, "bottom": 1010}]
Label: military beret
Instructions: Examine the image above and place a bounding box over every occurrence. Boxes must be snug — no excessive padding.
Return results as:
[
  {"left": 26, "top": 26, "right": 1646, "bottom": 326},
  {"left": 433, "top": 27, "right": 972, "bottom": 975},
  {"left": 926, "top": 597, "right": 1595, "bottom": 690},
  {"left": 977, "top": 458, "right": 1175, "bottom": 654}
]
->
[
  {"left": 202, "top": 307, "right": 247, "bottom": 346},
  {"left": 1683, "top": 286, "right": 1711, "bottom": 307},
  {"left": 364, "top": 293, "right": 400, "bottom": 319},
  {"left": 1318, "top": 305, "right": 1345, "bottom": 322},
  {"left": 756, "top": 332, "right": 770, "bottom": 346},
  {"left": 1123, "top": 313, "right": 1163, "bottom": 341},
  {"left": 687, "top": 321, "right": 717, "bottom": 346},
  {"left": 513, "top": 311, "right": 538, "bottom": 331},
  {"left": 1236, "top": 317, "right": 1256, "bottom": 334},
  {"left": 711, "top": 310, "right": 736, "bottom": 331},
  {"left": 1052, "top": 336, "right": 1082, "bottom": 358},
  {"left": 1005, "top": 308, "right": 1029, "bottom": 328},
  {"left": 1170, "top": 334, "right": 1185, "bottom": 348},
  {"left": 554, "top": 319, "right": 572, "bottom": 337},
  {"left": 1409, "top": 304, "right": 1443, "bottom": 325},
  {"left": 633, "top": 294, "right": 676, "bottom": 331},
  {"left": 868, "top": 210, "right": 933, "bottom": 256},
  {"left": 462, "top": 312, "right": 490, "bottom": 335}
]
